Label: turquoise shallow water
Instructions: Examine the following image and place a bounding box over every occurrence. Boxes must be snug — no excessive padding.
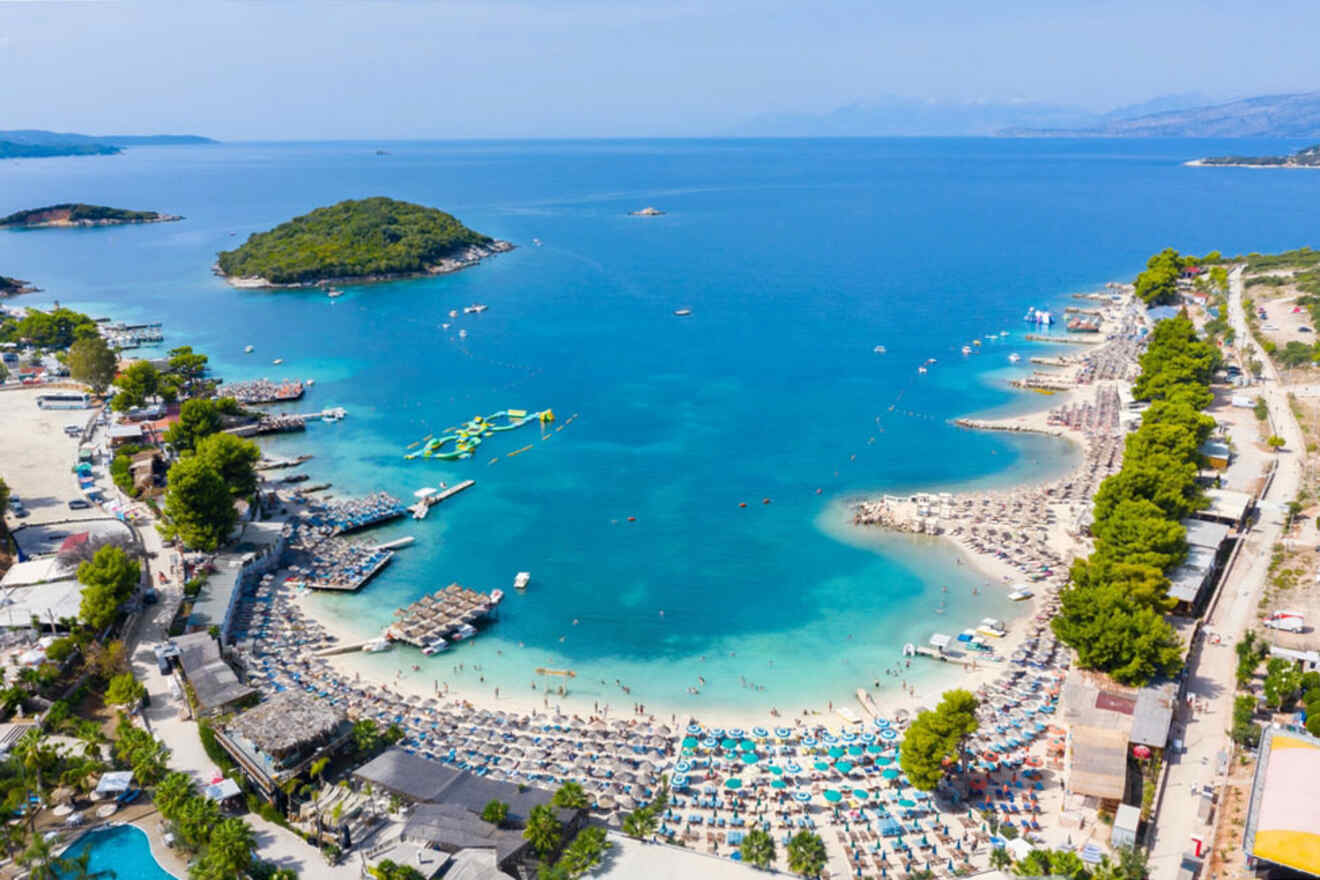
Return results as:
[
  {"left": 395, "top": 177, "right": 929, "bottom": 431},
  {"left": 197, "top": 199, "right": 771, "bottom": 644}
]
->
[{"left": 5, "top": 137, "right": 1320, "bottom": 719}]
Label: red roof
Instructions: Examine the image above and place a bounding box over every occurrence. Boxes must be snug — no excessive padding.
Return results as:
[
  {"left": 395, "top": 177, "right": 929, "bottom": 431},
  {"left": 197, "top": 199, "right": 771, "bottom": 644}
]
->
[{"left": 58, "top": 532, "right": 90, "bottom": 553}]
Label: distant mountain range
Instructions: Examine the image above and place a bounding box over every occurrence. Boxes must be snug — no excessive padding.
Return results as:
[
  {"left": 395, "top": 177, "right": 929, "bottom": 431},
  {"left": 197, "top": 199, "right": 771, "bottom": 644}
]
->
[
  {"left": 0, "top": 130, "right": 216, "bottom": 159},
  {"left": 1002, "top": 91, "right": 1320, "bottom": 137},
  {"left": 733, "top": 91, "right": 1320, "bottom": 138}
]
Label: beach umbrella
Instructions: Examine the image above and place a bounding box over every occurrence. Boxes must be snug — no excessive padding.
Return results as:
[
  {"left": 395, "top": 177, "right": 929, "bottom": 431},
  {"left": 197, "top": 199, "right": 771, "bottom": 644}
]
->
[
  {"left": 828, "top": 746, "right": 845, "bottom": 759},
  {"left": 836, "top": 761, "right": 854, "bottom": 774},
  {"left": 814, "top": 761, "right": 831, "bottom": 772},
  {"left": 823, "top": 789, "right": 843, "bottom": 803},
  {"left": 701, "top": 738, "right": 718, "bottom": 749},
  {"left": 848, "top": 745, "right": 865, "bottom": 757},
  {"left": 868, "top": 745, "right": 886, "bottom": 755},
  {"left": 687, "top": 724, "right": 702, "bottom": 735},
  {"left": 724, "top": 778, "right": 743, "bottom": 790},
  {"left": 823, "top": 734, "right": 839, "bottom": 744},
  {"left": 774, "top": 727, "right": 792, "bottom": 739},
  {"left": 898, "top": 799, "right": 916, "bottom": 808},
  {"left": 853, "top": 789, "right": 871, "bottom": 800},
  {"left": 721, "top": 738, "right": 738, "bottom": 751},
  {"left": 740, "top": 752, "right": 759, "bottom": 765},
  {"left": 882, "top": 769, "right": 901, "bottom": 780},
  {"left": 682, "top": 736, "right": 698, "bottom": 750},
  {"left": 741, "top": 739, "right": 757, "bottom": 752},
  {"left": 675, "top": 760, "right": 691, "bottom": 773},
  {"left": 873, "top": 718, "right": 890, "bottom": 728},
  {"left": 752, "top": 727, "right": 770, "bottom": 738},
  {"left": 786, "top": 762, "right": 803, "bottom": 775},
  {"left": 766, "top": 765, "right": 784, "bottom": 776},
  {"left": 794, "top": 790, "right": 811, "bottom": 803},
  {"left": 771, "top": 780, "right": 788, "bottom": 790}
]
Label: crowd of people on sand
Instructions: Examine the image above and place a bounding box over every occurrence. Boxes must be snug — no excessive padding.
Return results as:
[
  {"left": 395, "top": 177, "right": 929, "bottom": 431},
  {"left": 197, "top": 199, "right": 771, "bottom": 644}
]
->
[{"left": 223, "top": 378, "right": 304, "bottom": 404}]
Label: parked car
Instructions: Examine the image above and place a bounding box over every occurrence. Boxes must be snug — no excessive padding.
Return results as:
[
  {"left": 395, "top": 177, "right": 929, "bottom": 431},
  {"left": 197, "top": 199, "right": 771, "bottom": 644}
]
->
[
  {"left": 1301, "top": 326, "right": 1313, "bottom": 333},
  {"left": 11, "top": 506, "right": 28, "bottom": 518},
  {"left": 67, "top": 499, "right": 91, "bottom": 510}
]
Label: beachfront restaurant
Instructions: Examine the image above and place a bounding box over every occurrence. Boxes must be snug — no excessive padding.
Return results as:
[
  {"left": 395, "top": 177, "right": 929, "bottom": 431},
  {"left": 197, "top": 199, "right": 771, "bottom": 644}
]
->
[
  {"left": 1061, "top": 670, "right": 1177, "bottom": 817},
  {"left": 215, "top": 689, "right": 353, "bottom": 801},
  {"left": 173, "top": 630, "right": 256, "bottom": 716},
  {"left": 1243, "top": 727, "right": 1320, "bottom": 878}
]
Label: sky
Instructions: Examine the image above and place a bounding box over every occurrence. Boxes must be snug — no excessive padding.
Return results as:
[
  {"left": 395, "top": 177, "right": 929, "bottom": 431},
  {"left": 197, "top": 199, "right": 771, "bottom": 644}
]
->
[{"left": 2, "top": 0, "right": 1319, "bottom": 139}]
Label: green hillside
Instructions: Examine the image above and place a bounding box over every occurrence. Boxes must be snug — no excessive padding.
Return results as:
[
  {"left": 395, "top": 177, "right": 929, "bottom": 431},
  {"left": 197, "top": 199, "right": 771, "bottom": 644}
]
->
[{"left": 216, "top": 197, "right": 495, "bottom": 285}]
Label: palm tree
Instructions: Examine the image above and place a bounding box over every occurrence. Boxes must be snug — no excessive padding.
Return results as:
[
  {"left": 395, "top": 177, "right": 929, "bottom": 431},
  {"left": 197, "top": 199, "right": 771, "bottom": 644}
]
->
[
  {"left": 523, "top": 803, "right": 564, "bottom": 858},
  {"left": 154, "top": 771, "right": 197, "bottom": 819},
  {"left": 551, "top": 780, "right": 589, "bottom": 810},
  {"left": 193, "top": 818, "right": 255, "bottom": 880},
  {"left": 0, "top": 822, "right": 27, "bottom": 864},
  {"left": 622, "top": 806, "right": 657, "bottom": 842},
  {"left": 74, "top": 719, "right": 110, "bottom": 761},
  {"left": 14, "top": 727, "right": 55, "bottom": 833},
  {"left": 989, "top": 846, "right": 1012, "bottom": 871},
  {"left": 740, "top": 828, "right": 776, "bottom": 869},
  {"left": 19, "top": 833, "right": 61, "bottom": 880},
  {"left": 786, "top": 830, "right": 827, "bottom": 879}
]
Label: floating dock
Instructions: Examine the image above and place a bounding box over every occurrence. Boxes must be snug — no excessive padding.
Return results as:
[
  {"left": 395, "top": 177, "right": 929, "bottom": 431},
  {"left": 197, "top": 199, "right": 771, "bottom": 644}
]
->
[
  {"left": 410, "top": 480, "right": 476, "bottom": 519},
  {"left": 388, "top": 583, "right": 499, "bottom": 649}
]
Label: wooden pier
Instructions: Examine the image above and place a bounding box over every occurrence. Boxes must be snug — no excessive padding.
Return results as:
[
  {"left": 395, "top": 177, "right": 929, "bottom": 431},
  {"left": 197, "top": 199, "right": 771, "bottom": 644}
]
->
[
  {"left": 410, "top": 480, "right": 476, "bottom": 519},
  {"left": 387, "top": 583, "right": 498, "bottom": 648},
  {"left": 1024, "top": 333, "right": 1104, "bottom": 345}
]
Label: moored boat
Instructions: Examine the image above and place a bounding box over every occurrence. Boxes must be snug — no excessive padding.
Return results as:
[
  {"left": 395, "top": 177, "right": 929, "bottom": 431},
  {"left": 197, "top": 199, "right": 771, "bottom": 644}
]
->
[
  {"left": 362, "top": 636, "right": 393, "bottom": 653},
  {"left": 514, "top": 571, "right": 531, "bottom": 591}
]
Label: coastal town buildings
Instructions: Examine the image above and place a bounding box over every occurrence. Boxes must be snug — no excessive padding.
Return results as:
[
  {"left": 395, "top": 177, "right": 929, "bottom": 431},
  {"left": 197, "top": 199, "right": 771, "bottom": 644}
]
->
[{"left": 215, "top": 689, "right": 353, "bottom": 801}]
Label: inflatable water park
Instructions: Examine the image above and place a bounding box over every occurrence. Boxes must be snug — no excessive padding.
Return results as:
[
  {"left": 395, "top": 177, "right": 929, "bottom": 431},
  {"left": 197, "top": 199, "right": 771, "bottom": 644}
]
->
[{"left": 404, "top": 409, "right": 554, "bottom": 461}]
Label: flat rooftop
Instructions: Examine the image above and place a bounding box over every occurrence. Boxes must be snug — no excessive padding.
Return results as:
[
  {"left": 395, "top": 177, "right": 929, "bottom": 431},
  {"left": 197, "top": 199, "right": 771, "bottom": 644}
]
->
[
  {"left": 1244, "top": 727, "right": 1320, "bottom": 877},
  {"left": 0, "top": 579, "right": 82, "bottom": 629}
]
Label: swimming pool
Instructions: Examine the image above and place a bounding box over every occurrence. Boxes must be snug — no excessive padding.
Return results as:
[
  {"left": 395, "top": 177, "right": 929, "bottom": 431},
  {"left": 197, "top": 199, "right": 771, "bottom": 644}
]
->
[{"left": 60, "top": 825, "right": 178, "bottom": 879}]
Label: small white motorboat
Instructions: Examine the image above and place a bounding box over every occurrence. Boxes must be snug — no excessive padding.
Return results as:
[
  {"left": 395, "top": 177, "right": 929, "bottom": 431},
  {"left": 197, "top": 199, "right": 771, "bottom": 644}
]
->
[
  {"left": 243, "top": 345, "right": 254, "bottom": 353},
  {"left": 421, "top": 638, "right": 449, "bottom": 655},
  {"left": 514, "top": 571, "right": 531, "bottom": 591},
  {"left": 490, "top": 589, "right": 504, "bottom": 605},
  {"left": 1008, "top": 353, "right": 1021, "bottom": 363},
  {"left": 873, "top": 345, "right": 886, "bottom": 354},
  {"left": 272, "top": 358, "right": 284, "bottom": 365}
]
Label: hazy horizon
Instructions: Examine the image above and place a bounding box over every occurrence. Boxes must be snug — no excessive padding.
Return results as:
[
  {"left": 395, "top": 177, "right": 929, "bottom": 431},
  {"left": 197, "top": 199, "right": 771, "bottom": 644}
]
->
[{"left": 3, "top": 0, "right": 1319, "bottom": 139}]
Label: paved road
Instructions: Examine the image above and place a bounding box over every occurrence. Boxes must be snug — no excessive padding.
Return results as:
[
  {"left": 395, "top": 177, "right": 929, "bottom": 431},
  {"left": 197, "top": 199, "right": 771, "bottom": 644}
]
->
[{"left": 1146, "top": 267, "right": 1307, "bottom": 878}]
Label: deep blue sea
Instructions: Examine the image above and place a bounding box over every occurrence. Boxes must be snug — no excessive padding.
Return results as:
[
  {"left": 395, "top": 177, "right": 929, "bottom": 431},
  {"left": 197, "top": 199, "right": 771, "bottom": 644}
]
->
[{"left": 5, "top": 138, "right": 1320, "bottom": 720}]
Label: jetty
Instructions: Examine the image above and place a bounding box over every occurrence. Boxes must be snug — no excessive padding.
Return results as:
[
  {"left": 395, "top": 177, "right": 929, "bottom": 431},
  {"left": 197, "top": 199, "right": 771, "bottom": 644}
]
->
[
  {"left": 387, "top": 583, "right": 499, "bottom": 649},
  {"left": 256, "top": 454, "right": 313, "bottom": 471},
  {"left": 226, "top": 409, "right": 347, "bottom": 437},
  {"left": 410, "top": 480, "right": 475, "bottom": 519},
  {"left": 1024, "top": 333, "right": 1104, "bottom": 345}
]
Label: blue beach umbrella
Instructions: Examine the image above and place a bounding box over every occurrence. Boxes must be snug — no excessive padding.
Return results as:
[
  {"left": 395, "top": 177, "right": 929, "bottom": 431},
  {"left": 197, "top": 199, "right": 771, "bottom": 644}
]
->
[
  {"left": 875, "top": 756, "right": 893, "bottom": 765},
  {"left": 814, "top": 761, "right": 831, "bottom": 772},
  {"left": 766, "top": 765, "right": 784, "bottom": 775},
  {"left": 786, "top": 763, "right": 803, "bottom": 774},
  {"left": 823, "top": 789, "right": 843, "bottom": 803},
  {"left": 728, "top": 728, "right": 745, "bottom": 739},
  {"left": 802, "top": 736, "right": 818, "bottom": 747},
  {"left": 823, "top": 734, "right": 840, "bottom": 744},
  {"left": 848, "top": 745, "right": 865, "bottom": 757},
  {"left": 881, "top": 729, "right": 898, "bottom": 740},
  {"left": 741, "top": 739, "right": 757, "bottom": 752},
  {"left": 675, "top": 761, "right": 691, "bottom": 773},
  {"left": 682, "top": 737, "right": 698, "bottom": 749},
  {"left": 721, "top": 738, "right": 738, "bottom": 751},
  {"left": 861, "top": 732, "right": 877, "bottom": 744},
  {"left": 882, "top": 769, "right": 901, "bottom": 780},
  {"left": 774, "top": 727, "right": 793, "bottom": 739},
  {"left": 868, "top": 745, "right": 885, "bottom": 755},
  {"left": 828, "top": 746, "right": 846, "bottom": 759},
  {"left": 771, "top": 779, "right": 788, "bottom": 789},
  {"left": 687, "top": 724, "right": 703, "bottom": 735},
  {"left": 853, "top": 789, "right": 871, "bottom": 800},
  {"left": 836, "top": 761, "right": 854, "bottom": 774},
  {"left": 740, "top": 752, "right": 759, "bottom": 765},
  {"left": 874, "top": 718, "right": 891, "bottom": 728},
  {"left": 794, "top": 790, "right": 811, "bottom": 802},
  {"left": 725, "top": 778, "right": 743, "bottom": 790},
  {"left": 841, "top": 731, "right": 859, "bottom": 743},
  {"left": 752, "top": 727, "right": 770, "bottom": 738},
  {"left": 702, "top": 737, "right": 718, "bottom": 749}
]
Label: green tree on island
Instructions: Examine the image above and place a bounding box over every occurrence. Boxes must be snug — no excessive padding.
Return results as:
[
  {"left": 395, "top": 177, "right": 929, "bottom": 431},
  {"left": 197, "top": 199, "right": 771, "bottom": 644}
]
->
[
  {"left": 786, "top": 830, "right": 827, "bottom": 878},
  {"left": 556, "top": 826, "right": 610, "bottom": 878},
  {"left": 66, "top": 335, "right": 117, "bottom": 394},
  {"left": 523, "top": 803, "right": 564, "bottom": 858},
  {"left": 481, "top": 799, "right": 510, "bottom": 827},
  {"left": 76, "top": 544, "right": 140, "bottom": 631},
  {"left": 195, "top": 432, "right": 261, "bottom": 497},
  {"left": 111, "top": 360, "right": 160, "bottom": 411},
  {"left": 740, "top": 827, "right": 777, "bottom": 869},
  {"left": 104, "top": 672, "right": 146, "bottom": 708},
  {"left": 551, "top": 780, "right": 590, "bottom": 810},
  {"left": 900, "top": 688, "right": 979, "bottom": 790},
  {"left": 163, "top": 456, "right": 237, "bottom": 551}
]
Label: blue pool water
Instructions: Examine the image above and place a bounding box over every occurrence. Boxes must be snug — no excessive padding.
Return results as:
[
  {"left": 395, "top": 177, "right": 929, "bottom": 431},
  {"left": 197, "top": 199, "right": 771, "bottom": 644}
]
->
[
  {"left": 60, "top": 825, "right": 178, "bottom": 879},
  {"left": 4, "top": 137, "right": 1320, "bottom": 718}
]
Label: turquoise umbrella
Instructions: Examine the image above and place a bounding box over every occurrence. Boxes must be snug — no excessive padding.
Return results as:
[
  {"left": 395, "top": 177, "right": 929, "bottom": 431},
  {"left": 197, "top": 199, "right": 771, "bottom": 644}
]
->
[
  {"left": 740, "top": 752, "right": 759, "bottom": 765},
  {"left": 876, "top": 756, "right": 893, "bottom": 765},
  {"left": 828, "top": 746, "right": 845, "bottom": 759},
  {"left": 771, "top": 779, "right": 788, "bottom": 789},
  {"left": 823, "top": 789, "right": 843, "bottom": 803},
  {"left": 721, "top": 738, "right": 738, "bottom": 751},
  {"left": 867, "top": 745, "right": 885, "bottom": 755},
  {"left": 848, "top": 745, "right": 865, "bottom": 757},
  {"left": 767, "top": 765, "right": 784, "bottom": 775},
  {"left": 898, "top": 798, "right": 917, "bottom": 807},
  {"left": 741, "top": 739, "right": 757, "bottom": 752},
  {"left": 853, "top": 789, "right": 871, "bottom": 800},
  {"left": 836, "top": 761, "right": 854, "bottom": 773},
  {"left": 682, "top": 737, "right": 698, "bottom": 749},
  {"left": 724, "top": 778, "right": 743, "bottom": 790},
  {"left": 882, "top": 769, "right": 901, "bottom": 780},
  {"left": 813, "top": 761, "right": 830, "bottom": 772}
]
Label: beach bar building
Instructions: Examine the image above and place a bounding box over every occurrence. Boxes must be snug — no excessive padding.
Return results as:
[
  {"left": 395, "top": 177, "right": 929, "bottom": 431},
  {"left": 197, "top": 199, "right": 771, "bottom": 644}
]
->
[
  {"left": 1243, "top": 727, "right": 1320, "bottom": 877},
  {"left": 173, "top": 631, "right": 256, "bottom": 716},
  {"left": 1192, "top": 488, "right": 1254, "bottom": 530},
  {"left": 1061, "top": 670, "right": 1177, "bottom": 816},
  {"left": 216, "top": 690, "right": 352, "bottom": 801}
]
